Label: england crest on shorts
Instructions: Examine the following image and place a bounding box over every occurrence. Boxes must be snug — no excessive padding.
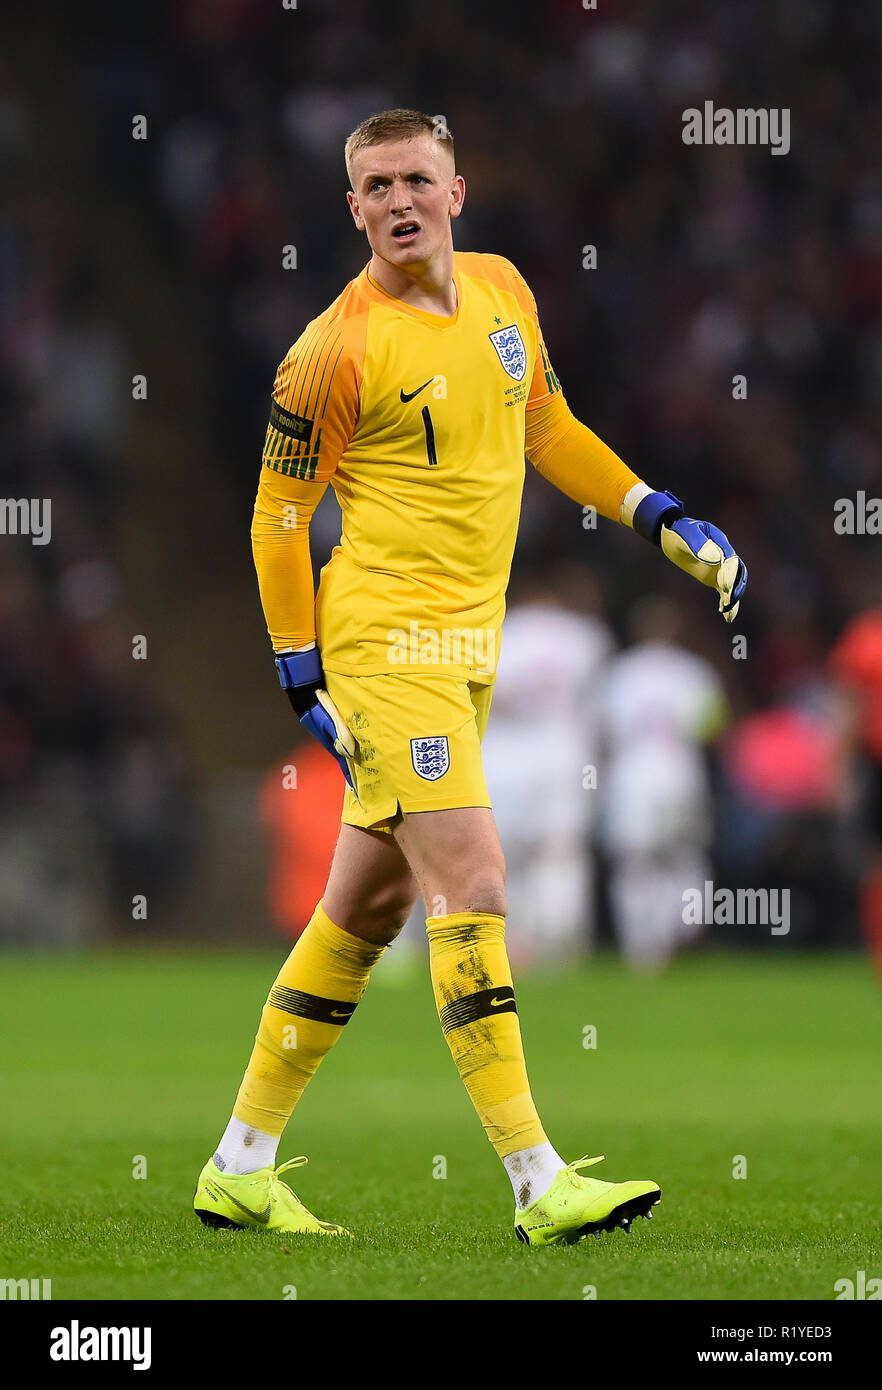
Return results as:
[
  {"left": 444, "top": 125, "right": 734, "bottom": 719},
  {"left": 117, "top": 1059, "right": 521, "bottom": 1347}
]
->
[
  {"left": 411, "top": 735, "right": 450, "bottom": 781},
  {"left": 489, "top": 324, "right": 527, "bottom": 381}
]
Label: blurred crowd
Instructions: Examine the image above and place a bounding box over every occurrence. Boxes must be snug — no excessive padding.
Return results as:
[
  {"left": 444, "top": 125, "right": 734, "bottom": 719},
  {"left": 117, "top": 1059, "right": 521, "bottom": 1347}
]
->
[
  {"left": 0, "top": 39, "right": 194, "bottom": 941},
  {"left": 3, "top": 1, "right": 881, "bottom": 953}
]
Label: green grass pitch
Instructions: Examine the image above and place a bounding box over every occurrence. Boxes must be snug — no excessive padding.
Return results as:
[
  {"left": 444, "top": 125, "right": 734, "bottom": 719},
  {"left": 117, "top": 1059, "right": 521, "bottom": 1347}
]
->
[{"left": 2, "top": 947, "right": 879, "bottom": 1301}]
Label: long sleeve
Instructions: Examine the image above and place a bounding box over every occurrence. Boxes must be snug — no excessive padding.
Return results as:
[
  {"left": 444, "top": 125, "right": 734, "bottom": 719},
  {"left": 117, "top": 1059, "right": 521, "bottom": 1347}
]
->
[
  {"left": 251, "top": 305, "right": 364, "bottom": 650},
  {"left": 525, "top": 390, "right": 641, "bottom": 522},
  {"left": 251, "top": 469, "right": 330, "bottom": 651}
]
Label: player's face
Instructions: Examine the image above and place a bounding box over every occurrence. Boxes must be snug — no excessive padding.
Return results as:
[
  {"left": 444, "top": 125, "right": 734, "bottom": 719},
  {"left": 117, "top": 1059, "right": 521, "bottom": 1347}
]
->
[{"left": 347, "top": 135, "right": 464, "bottom": 269}]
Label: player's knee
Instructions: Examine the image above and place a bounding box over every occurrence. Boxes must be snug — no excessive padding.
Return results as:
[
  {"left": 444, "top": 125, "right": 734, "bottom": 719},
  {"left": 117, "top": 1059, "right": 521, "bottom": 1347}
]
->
[
  {"left": 374, "top": 880, "right": 419, "bottom": 932},
  {"left": 473, "top": 885, "right": 508, "bottom": 918},
  {"left": 355, "top": 879, "right": 419, "bottom": 942},
  {"left": 460, "top": 864, "right": 508, "bottom": 919}
]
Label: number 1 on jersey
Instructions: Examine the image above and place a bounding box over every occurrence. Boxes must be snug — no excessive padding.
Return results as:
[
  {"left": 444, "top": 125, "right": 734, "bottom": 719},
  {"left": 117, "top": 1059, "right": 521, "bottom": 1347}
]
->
[{"left": 421, "top": 405, "right": 438, "bottom": 467}]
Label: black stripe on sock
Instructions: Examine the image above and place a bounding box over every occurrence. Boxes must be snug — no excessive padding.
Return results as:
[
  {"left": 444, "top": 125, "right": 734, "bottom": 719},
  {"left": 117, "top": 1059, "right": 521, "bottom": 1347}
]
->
[
  {"left": 267, "top": 985, "right": 357, "bottom": 1025},
  {"left": 439, "top": 985, "right": 517, "bottom": 1035}
]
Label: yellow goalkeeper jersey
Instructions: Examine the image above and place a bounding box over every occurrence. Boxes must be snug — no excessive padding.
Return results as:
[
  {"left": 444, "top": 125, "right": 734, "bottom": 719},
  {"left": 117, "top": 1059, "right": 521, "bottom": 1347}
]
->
[{"left": 253, "top": 252, "right": 639, "bottom": 682}]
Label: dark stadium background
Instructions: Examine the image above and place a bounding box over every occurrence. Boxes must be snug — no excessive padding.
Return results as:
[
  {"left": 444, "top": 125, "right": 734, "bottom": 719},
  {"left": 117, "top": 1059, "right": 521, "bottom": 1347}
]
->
[{"left": 2, "top": 0, "right": 879, "bottom": 950}]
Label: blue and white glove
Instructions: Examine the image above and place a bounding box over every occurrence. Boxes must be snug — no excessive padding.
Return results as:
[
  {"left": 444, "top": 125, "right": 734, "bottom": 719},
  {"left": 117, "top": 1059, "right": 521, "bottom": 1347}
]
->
[
  {"left": 275, "top": 645, "right": 357, "bottom": 788},
  {"left": 622, "top": 484, "right": 747, "bottom": 623}
]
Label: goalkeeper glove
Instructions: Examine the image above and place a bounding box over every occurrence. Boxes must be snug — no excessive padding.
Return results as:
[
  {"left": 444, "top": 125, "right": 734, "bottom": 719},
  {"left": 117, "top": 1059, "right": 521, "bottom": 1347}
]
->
[
  {"left": 274, "top": 645, "right": 357, "bottom": 789},
  {"left": 623, "top": 484, "right": 747, "bottom": 623}
]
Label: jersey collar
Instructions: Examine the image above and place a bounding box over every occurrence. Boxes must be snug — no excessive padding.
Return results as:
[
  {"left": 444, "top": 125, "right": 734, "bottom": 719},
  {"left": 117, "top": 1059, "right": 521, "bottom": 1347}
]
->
[{"left": 364, "top": 264, "right": 462, "bottom": 328}]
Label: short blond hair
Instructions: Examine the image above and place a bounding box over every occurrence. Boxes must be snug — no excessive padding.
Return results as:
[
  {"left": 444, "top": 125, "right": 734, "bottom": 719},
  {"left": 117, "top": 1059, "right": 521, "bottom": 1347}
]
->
[{"left": 345, "top": 109, "right": 454, "bottom": 187}]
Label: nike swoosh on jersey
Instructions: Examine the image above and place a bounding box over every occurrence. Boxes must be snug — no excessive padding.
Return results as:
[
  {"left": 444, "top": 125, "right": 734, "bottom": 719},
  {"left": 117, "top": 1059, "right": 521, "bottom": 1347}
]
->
[{"left": 399, "top": 379, "right": 433, "bottom": 402}]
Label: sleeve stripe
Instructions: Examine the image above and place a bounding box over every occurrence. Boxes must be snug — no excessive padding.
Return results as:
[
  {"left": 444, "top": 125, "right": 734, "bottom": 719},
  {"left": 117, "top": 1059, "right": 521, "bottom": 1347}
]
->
[
  {"left": 308, "top": 326, "right": 344, "bottom": 418},
  {"left": 285, "top": 321, "right": 323, "bottom": 414},
  {"left": 265, "top": 301, "right": 360, "bottom": 485},
  {"left": 320, "top": 337, "right": 346, "bottom": 416},
  {"left": 294, "top": 326, "right": 325, "bottom": 412},
  {"left": 266, "top": 427, "right": 287, "bottom": 466},
  {"left": 280, "top": 323, "right": 344, "bottom": 425},
  {"left": 301, "top": 323, "right": 333, "bottom": 411}
]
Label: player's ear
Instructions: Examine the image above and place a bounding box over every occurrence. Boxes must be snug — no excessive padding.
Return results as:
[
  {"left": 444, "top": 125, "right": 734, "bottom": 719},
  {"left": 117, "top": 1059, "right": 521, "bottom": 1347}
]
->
[
  {"left": 449, "top": 173, "right": 465, "bottom": 220},
  {"left": 346, "top": 189, "right": 365, "bottom": 231}
]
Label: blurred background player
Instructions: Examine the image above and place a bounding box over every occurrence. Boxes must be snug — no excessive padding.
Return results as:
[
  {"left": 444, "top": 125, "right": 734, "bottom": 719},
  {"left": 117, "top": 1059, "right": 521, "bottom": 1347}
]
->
[
  {"left": 482, "top": 567, "right": 613, "bottom": 967},
  {"left": 596, "top": 596, "right": 728, "bottom": 971}
]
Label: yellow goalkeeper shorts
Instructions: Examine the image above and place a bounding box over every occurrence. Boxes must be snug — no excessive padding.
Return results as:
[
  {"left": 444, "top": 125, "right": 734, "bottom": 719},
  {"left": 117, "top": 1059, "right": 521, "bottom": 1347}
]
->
[{"left": 322, "top": 671, "right": 495, "bottom": 832}]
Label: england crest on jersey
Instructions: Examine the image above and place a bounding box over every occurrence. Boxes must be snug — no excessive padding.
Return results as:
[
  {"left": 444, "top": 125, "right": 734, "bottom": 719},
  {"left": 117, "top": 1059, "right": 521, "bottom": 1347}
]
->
[
  {"left": 489, "top": 324, "right": 527, "bottom": 381},
  {"left": 411, "top": 736, "right": 450, "bottom": 781}
]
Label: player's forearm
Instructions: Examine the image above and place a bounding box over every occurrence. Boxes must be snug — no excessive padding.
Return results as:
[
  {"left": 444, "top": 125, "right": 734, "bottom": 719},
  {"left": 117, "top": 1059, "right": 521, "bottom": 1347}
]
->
[
  {"left": 525, "top": 395, "right": 641, "bottom": 521},
  {"left": 251, "top": 518, "right": 316, "bottom": 650},
  {"left": 251, "top": 471, "right": 327, "bottom": 652},
  {"left": 526, "top": 393, "right": 746, "bottom": 620}
]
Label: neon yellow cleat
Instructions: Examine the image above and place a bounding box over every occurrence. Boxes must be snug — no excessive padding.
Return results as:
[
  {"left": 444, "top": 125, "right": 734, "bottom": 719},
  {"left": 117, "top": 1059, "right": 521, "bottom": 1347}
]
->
[
  {"left": 194, "top": 1155, "right": 351, "bottom": 1237},
  {"left": 514, "top": 1155, "right": 660, "bottom": 1247}
]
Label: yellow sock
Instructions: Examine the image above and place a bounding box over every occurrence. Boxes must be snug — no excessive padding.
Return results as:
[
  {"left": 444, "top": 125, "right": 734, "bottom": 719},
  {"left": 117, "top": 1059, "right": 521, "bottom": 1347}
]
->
[
  {"left": 426, "top": 911, "right": 548, "bottom": 1159},
  {"left": 234, "top": 900, "right": 385, "bottom": 1136}
]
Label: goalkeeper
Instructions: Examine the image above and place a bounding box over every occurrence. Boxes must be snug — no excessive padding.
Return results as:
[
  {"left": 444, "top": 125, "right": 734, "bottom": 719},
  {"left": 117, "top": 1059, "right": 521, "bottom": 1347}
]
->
[{"left": 194, "top": 109, "right": 746, "bottom": 1247}]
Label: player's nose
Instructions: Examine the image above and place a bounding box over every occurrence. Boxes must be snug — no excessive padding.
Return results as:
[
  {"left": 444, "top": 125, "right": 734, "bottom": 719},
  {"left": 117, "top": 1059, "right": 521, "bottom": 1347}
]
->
[{"left": 389, "top": 180, "right": 413, "bottom": 214}]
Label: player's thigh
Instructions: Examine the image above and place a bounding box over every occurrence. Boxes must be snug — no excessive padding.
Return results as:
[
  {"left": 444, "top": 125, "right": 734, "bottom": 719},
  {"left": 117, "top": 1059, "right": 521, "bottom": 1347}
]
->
[
  {"left": 323, "top": 822, "right": 420, "bottom": 945},
  {"left": 392, "top": 806, "right": 507, "bottom": 918}
]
